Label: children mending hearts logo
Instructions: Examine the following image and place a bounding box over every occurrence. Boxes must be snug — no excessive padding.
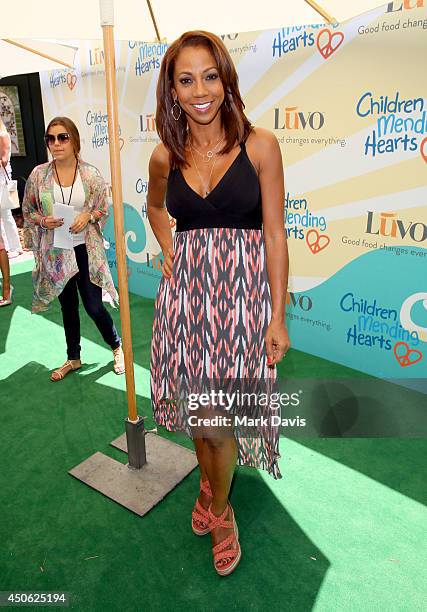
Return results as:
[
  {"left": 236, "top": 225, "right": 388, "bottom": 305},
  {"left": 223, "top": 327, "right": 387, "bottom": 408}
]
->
[
  {"left": 67, "top": 73, "right": 77, "bottom": 91},
  {"left": 316, "top": 28, "right": 344, "bottom": 59},
  {"left": 393, "top": 342, "right": 423, "bottom": 367},
  {"left": 306, "top": 229, "right": 331, "bottom": 254}
]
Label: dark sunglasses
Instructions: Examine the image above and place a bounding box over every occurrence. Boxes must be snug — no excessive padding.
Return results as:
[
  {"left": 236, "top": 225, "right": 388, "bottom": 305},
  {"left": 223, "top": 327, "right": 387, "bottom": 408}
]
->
[{"left": 44, "top": 132, "right": 71, "bottom": 145}]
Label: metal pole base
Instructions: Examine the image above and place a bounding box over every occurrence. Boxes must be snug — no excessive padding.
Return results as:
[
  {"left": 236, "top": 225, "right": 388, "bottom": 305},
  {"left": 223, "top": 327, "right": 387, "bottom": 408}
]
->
[
  {"left": 69, "top": 432, "right": 198, "bottom": 516},
  {"left": 125, "top": 416, "right": 147, "bottom": 469}
]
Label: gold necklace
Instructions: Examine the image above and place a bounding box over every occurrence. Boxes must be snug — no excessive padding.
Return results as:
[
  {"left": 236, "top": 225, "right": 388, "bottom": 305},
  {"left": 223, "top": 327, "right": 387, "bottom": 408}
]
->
[
  {"left": 189, "top": 135, "right": 225, "bottom": 162},
  {"left": 189, "top": 144, "right": 219, "bottom": 197}
]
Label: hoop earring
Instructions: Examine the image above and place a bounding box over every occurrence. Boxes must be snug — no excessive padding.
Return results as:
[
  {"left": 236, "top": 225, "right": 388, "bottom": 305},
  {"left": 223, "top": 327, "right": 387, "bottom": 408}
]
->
[{"left": 171, "top": 99, "right": 182, "bottom": 121}]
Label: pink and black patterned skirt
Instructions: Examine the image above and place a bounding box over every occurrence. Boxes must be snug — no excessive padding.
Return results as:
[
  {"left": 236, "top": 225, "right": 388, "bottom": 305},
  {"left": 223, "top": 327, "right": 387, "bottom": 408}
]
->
[{"left": 150, "top": 227, "right": 282, "bottom": 479}]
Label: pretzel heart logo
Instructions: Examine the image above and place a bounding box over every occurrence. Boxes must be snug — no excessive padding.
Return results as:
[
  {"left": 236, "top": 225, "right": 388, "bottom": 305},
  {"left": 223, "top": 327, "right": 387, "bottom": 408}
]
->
[
  {"left": 66, "top": 73, "right": 77, "bottom": 90},
  {"left": 306, "top": 229, "right": 330, "bottom": 254},
  {"left": 393, "top": 342, "right": 423, "bottom": 367},
  {"left": 317, "top": 28, "right": 344, "bottom": 59},
  {"left": 420, "top": 137, "right": 427, "bottom": 163}
]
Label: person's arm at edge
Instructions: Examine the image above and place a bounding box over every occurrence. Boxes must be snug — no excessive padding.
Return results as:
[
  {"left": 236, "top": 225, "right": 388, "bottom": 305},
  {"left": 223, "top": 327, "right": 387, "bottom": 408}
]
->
[
  {"left": 0, "top": 134, "right": 10, "bottom": 168},
  {"left": 257, "top": 127, "right": 290, "bottom": 364}
]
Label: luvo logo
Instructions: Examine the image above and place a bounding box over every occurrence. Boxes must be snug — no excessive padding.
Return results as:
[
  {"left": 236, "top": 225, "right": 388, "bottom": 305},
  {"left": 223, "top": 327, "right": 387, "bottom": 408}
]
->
[
  {"left": 89, "top": 48, "right": 104, "bottom": 66},
  {"left": 274, "top": 107, "right": 325, "bottom": 130},
  {"left": 220, "top": 34, "right": 239, "bottom": 41},
  {"left": 286, "top": 291, "right": 313, "bottom": 311},
  {"left": 366, "top": 211, "right": 427, "bottom": 242},
  {"left": 387, "top": 0, "right": 424, "bottom": 12},
  {"left": 146, "top": 253, "right": 164, "bottom": 269},
  {"left": 140, "top": 114, "right": 156, "bottom": 132}
]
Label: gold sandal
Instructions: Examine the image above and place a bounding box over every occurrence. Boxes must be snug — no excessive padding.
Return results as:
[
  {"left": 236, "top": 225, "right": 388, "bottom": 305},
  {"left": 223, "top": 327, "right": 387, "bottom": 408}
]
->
[
  {"left": 50, "top": 359, "right": 81, "bottom": 382},
  {"left": 112, "top": 346, "right": 125, "bottom": 375}
]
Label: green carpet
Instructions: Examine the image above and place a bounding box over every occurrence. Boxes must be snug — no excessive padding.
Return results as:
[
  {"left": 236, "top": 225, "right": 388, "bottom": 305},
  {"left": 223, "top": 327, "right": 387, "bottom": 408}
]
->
[{"left": 0, "top": 261, "right": 425, "bottom": 611}]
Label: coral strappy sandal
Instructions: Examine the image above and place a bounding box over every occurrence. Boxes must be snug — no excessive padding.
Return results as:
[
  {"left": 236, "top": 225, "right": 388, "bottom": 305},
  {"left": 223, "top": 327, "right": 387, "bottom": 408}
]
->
[
  {"left": 191, "top": 479, "right": 213, "bottom": 536},
  {"left": 208, "top": 502, "right": 241, "bottom": 576}
]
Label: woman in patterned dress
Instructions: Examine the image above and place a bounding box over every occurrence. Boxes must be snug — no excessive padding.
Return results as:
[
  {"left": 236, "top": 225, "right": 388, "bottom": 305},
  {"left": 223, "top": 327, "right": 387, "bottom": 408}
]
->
[{"left": 148, "top": 31, "right": 290, "bottom": 575}]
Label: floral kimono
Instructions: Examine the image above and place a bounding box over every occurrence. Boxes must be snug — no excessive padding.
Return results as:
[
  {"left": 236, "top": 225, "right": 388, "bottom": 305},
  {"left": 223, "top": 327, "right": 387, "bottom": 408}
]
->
[{"left": 22, "top": 160, "right": 118, "bottom": 313}]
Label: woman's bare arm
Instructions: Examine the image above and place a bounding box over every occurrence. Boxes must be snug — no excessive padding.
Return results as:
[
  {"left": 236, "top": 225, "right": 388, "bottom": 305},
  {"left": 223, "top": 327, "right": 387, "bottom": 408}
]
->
[
  {"left": 0, "top": 134, "right": 11, "bottom": 168},
  {"left": 147, "top": 143, "right": 174, "bottom": 257},
  {"left": 253, "top": 127, "right": 290, "bottom": 365},
  {"left": 257, "top": 128, "right": 288, "bottom": 323}
]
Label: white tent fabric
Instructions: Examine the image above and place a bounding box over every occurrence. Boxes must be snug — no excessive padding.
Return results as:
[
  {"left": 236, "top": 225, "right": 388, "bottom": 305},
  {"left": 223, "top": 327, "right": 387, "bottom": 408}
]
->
[
  {"left": 1, "top": 1, "right": 388, "bottom": 42},
  {"left": 0, "top": 39, "right": 77, "bottom": 78}
]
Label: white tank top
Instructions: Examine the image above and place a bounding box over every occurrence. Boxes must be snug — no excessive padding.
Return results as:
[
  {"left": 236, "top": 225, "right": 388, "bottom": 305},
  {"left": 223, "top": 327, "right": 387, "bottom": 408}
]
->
[{"left": 53, "top": 172, "right": 86, "bottom": 247}]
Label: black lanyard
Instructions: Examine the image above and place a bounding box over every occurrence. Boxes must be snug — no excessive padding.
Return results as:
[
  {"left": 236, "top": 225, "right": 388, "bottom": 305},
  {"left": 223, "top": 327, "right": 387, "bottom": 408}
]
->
[{"left": 54, "top": 160, "right": 78, "bottom": 206}]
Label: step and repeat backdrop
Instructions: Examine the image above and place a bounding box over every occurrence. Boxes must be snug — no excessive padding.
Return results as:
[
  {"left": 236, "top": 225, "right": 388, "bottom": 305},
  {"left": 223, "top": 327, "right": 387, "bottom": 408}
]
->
[{"left": 39, "top": 1, "right": 427, "bottom": 382}]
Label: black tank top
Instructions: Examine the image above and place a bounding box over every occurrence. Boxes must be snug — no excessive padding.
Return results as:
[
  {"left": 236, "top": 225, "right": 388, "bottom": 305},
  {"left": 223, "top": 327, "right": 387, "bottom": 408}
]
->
[{"left": 166, "top": 140, "right": 262, "bottom": 232}]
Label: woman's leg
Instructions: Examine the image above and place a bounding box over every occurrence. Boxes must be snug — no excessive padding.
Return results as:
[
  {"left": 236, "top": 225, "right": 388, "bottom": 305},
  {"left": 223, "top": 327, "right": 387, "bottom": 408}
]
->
[
  {"left": 0, "top": 247, "right": 11, "bottom": 299},
  {"left": 58, "top": 276, "right": 81, "bottom": 360},
  {"left": 193, "top": 404, "right": 237, "bottom": 511},
  {"left": 74, "top": 244, "right": 120, "bottom": 349},
  {"left": 51, "top": 274, "right": 82, "bottom": 379},
  {"left": 204, "top": 435, "right": 239, "bottom": 569},
  {"left": 204, "top": 436, "right": 238, "bottom": 514},
  {"left": 191, "top": 405, "right": 237, "bottom": 506},
  {"left": 192, "top": 437, "right": 213, "bottom": 516},
  {"left": 193, "top": 437, "right": 211, "bottom": 482},
  {"left": 0, "top": 208, "right": 21, "bottom": 254}
]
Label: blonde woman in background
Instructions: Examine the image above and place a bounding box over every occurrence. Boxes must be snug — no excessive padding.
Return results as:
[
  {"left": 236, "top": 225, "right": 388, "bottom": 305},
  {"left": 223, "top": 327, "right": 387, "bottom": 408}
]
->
[
  {"left": 0, "top": 119, "right": 14, "bottom": 306},
  {"left": 0, "top": 118, "right": 22, "bottom": 259}
]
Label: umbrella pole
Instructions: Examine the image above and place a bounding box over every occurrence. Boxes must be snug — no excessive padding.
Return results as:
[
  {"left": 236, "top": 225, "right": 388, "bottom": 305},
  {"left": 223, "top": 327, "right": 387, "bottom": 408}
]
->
[
  {"left": 101, "top": 17, "right": 147, "bottom": 469},
  {"left": 70, "top": 7, "right": 198, "bottom": 502},
  {"left": 304, "top": 0, "right": 336, "bottom": 23},
  {"left": 3, "top": 39, "right": 74, "bottom": 69}
]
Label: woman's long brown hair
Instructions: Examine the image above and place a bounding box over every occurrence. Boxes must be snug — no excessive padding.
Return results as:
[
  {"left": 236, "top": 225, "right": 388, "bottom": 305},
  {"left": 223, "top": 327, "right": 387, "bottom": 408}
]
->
[{"left": 156, "top": 30, "right": 253, "bottom": 169}]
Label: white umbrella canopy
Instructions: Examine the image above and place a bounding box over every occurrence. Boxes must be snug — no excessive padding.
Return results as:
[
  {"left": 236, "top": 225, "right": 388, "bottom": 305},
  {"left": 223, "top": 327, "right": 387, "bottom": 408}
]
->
[
  {"left": 0, "top": 39, "right": 76, "bottom": 78},
  {"left": 2, "top": 0, "right": 388, "bottom": 41}
]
